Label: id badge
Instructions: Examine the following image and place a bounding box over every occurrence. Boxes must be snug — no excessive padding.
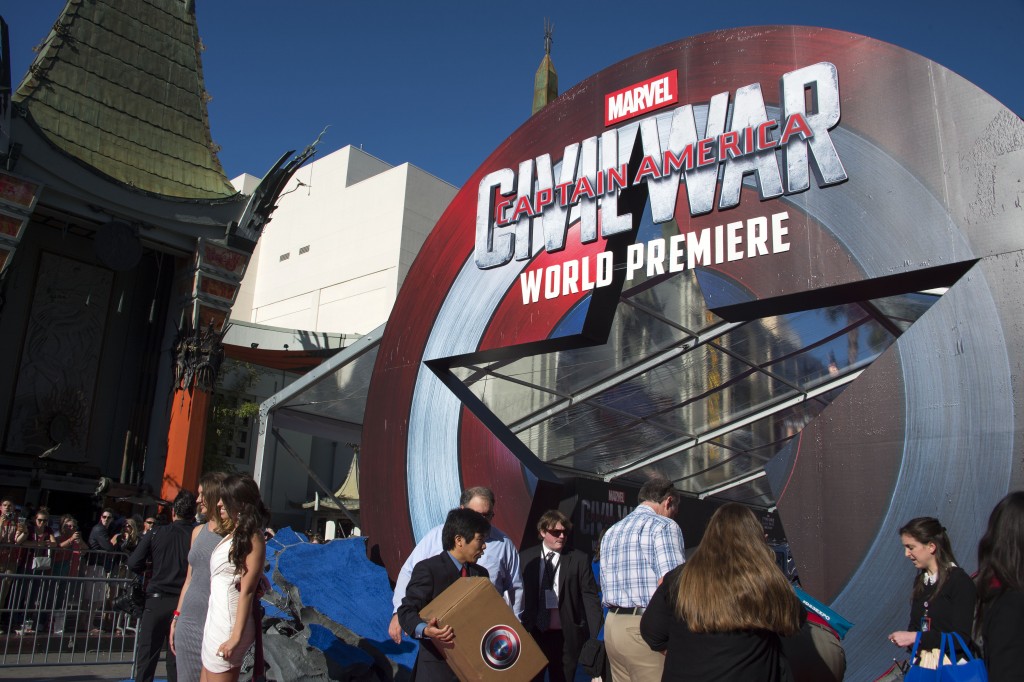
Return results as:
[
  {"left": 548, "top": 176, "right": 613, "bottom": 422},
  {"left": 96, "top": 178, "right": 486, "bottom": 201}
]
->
[
  {"left": 544, "top": 589, "right": 558, "bottom": 609},
  {"left": 919, "top": 616, "right": 932, "bottom": 632}
]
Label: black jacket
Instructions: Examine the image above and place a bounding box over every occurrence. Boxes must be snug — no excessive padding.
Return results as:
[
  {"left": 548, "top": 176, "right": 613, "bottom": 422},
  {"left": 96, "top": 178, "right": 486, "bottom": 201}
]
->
[
  {"left": 640, "top": 565, "right": 789, "bottom": 682},
  {"left": 521, "top": 546, "right": 603, "bottom": 662},
  {"left": 128, "top": 519, "right": 192, "bottom": 595},
  {"left": 397, "top": 552, "right": 489, "bottom": 682},
  {"left": 906, "top": 566, "right": 976, "bottom": 651},
  {"left": 981, "top": 588, "right": 1024, "bottom": 682}
]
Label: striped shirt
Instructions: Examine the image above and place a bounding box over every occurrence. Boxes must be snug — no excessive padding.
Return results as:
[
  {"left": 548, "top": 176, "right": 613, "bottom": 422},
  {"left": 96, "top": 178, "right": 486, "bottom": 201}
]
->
[{"left": 600, "top": 504, "right": 685, "bottom": 609}]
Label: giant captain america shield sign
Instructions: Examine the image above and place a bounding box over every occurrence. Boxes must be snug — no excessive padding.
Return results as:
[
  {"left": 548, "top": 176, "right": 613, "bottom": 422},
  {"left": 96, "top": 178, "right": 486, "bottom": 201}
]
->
[{"left": 361, "top": 26, "right": 1024, "bottom": 678}]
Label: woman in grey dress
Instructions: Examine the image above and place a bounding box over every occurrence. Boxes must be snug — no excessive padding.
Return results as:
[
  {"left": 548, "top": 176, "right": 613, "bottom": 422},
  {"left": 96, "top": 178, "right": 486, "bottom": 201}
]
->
[{"left": 170, "top": 472, "right": 226, "bottom": 682}]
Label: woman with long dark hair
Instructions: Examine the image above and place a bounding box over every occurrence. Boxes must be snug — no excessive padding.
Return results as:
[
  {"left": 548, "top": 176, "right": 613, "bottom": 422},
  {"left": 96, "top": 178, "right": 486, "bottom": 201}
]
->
[
  {"left": 200, "top": 473, "right": 269, "bottom": 682},
  {"left": 887, "top": 517, "right": 975, "bottom": 653},
  {"left": 171, "top": 470, "right": 227, "bottom": 682},
  {"left": 640, "top": 503, "right": 802, "bottom": 681},
  {"left": 974, "top": 491, "right": 1024, "bottom": 681},
  {"left": 14, "top": 507, "right": 56, "bottom": 633}
]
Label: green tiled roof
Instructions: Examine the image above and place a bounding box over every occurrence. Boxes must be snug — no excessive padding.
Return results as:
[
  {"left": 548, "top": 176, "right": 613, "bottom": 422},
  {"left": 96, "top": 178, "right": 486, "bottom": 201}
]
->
[{"left": 13, "top": 0, "right": 237, "bottom": 199}]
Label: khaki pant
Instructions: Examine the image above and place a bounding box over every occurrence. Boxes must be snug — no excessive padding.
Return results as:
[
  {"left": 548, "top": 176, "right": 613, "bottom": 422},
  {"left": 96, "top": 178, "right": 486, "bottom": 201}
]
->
[{"left": 605, "top": 612, "right": 665, "bottom": 682}]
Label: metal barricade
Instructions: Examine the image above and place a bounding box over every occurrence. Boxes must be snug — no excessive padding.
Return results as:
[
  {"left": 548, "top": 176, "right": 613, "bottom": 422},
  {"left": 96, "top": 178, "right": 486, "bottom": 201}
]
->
[{"left": 0, "top": 543, "right": 141, "bottom": 667}]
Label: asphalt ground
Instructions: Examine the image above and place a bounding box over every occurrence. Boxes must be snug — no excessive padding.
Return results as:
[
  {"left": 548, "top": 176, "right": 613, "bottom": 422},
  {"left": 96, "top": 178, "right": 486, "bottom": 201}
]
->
[{"left": 0, "top": 661, "right": 166, "bottom": 681}]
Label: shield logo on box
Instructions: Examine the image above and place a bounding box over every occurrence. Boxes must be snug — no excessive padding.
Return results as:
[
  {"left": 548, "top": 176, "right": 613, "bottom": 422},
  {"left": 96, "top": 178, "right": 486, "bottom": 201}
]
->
[{"left": 481, "top": 624, "right": 521, "bottom": 670}]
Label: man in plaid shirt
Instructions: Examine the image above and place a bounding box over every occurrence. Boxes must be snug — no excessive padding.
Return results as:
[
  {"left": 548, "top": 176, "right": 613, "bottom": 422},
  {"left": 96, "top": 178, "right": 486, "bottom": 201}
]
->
[{"left": 600, "top": 477, "right": 684, "bottom": 681}]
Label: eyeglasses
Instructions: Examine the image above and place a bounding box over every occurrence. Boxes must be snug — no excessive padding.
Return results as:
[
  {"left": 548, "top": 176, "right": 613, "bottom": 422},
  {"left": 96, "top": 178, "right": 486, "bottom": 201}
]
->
[{"left": 545, "top": 528, "right": 566, "bottom": 537}]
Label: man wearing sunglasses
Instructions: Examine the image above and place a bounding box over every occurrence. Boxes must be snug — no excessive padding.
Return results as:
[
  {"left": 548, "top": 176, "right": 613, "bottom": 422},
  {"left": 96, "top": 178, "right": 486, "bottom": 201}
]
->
[
  {"left": 83, "top": 508, "right": 120, "bottom": 630},
  {"left": 522, "top": 510, "right": 603, "bottom": 682},
  {"left": 88, "top": 508, "right": 118, "bottom": 552},
  {"left": 388, "top": 486, "right": 523, "bottom": 644}
]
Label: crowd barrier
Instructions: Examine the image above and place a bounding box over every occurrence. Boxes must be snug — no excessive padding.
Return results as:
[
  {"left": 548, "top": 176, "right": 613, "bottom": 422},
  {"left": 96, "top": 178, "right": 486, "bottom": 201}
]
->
[{"left": 0, "top": 543, "right": 142, "bottom": 668}]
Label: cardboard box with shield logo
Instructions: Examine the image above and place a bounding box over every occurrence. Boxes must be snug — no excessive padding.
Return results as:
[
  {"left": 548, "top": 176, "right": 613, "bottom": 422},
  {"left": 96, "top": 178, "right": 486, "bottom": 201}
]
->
[{"left": 419, "top": 576, "right": 546, "bottom": 681}]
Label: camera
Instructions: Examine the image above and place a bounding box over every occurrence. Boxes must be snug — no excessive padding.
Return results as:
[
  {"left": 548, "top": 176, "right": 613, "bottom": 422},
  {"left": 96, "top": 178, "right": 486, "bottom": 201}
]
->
[{"left": 113, "top": 584, "right": 145, "bottom": 619}]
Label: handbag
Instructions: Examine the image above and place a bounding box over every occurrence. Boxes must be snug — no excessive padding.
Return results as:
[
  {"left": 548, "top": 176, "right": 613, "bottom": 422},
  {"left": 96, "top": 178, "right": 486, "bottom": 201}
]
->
[
  {"left": 31, "top": 553, "right": 52, "bottom": 571},
  {"left": 936, "top": 633, "right": 987, "bottom": 682}
]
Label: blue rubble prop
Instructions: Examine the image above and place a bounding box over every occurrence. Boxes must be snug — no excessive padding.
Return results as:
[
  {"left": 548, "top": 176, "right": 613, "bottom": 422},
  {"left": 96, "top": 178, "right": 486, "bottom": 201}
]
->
[
  {"left": 261, "top": 529, "right": 417, "bottom": 680},
  {"left": 263, "top": 526, "right": 305, "bottom": 620}
]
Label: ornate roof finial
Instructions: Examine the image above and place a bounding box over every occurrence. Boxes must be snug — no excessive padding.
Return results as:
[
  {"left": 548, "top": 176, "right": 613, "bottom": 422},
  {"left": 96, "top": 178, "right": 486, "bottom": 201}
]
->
[{"left": 533, "top": 19, "right": 558, "bottom": 115}]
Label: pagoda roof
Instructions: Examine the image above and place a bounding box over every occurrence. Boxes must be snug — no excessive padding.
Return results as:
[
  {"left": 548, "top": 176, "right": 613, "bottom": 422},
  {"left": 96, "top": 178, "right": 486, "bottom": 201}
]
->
[{"left": 13, "top": 0, "right": 237, "bottom": 200}]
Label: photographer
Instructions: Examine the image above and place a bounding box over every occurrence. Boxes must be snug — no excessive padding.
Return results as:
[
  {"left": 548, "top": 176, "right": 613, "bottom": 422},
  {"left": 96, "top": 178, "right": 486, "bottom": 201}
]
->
[
  {"left": 128, "top": 491, "right": 196, "bottom": 682},
  {"left": 57, "top": 515, "right": 84, "bottom": 551}
]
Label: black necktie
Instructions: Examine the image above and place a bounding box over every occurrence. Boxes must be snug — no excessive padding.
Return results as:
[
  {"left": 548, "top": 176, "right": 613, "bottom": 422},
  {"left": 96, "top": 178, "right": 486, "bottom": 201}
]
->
[
  {"left": 538, "top": 551, "right": 555, "bottom": 631},
  {"left": 542, "top": 551, "right": 556, "bottom": 589}
]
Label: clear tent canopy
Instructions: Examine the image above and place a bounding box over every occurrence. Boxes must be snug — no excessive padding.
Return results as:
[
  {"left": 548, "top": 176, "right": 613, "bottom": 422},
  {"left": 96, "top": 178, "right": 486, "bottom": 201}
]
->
[{"left": 260, "top": 262, "right": 940, "bottom": 510}]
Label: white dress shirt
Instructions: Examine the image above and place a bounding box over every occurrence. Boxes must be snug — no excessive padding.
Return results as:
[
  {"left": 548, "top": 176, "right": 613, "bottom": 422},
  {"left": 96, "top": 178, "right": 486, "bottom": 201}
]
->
[{"left": 392, "top": 522, "right": 524, "bottom": 618}]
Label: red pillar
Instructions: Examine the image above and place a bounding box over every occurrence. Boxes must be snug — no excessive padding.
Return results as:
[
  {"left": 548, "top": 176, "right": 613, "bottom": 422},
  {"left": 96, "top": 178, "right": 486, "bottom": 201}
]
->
[{"left": 162, "top": 386, "right": 211, "bottom": 501}]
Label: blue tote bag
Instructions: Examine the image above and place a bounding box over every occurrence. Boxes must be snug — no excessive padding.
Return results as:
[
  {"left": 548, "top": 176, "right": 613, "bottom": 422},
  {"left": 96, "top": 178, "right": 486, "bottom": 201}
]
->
[
  {"left": 937, "top": 633, "right": 987, "bottom": 682},
  {"left": 905, "top": 632, "right": 938, "bottom": 682}
]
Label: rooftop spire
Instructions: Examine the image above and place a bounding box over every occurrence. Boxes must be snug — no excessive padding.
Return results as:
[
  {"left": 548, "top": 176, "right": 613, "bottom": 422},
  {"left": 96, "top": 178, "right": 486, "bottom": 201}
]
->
[{"left": 532, "top": 19, "right": 558, "bottom": 115}]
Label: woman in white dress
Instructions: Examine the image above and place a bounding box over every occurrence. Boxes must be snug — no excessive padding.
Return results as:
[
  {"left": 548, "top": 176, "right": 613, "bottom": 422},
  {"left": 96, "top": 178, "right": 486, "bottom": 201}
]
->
[{"left": 200, "top": 473, "right": 269, "bottom": 682}]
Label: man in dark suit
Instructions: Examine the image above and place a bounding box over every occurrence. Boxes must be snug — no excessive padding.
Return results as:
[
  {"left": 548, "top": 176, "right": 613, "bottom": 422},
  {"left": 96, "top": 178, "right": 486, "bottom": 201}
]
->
[
  {"left": 522, "top": 510, "right": 603, "bottom": 682},
  {"left": 398, "top": 507, "right": 491, "bottom": 682}
]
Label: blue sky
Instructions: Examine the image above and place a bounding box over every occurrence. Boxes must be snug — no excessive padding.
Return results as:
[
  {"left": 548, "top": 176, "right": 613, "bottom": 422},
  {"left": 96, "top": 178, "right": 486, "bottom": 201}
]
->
[{"left": 5, "top": 1, "right": 1022, "bottom": 188}]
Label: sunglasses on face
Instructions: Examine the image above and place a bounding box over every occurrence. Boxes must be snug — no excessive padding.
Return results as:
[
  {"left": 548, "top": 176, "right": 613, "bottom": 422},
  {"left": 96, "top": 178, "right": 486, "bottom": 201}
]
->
[
  {"left": 36, "top": 518, "right": 48, "bottom": 523},
  {"left": 545, "top": 528, "right": 566, "bottom": 537}
]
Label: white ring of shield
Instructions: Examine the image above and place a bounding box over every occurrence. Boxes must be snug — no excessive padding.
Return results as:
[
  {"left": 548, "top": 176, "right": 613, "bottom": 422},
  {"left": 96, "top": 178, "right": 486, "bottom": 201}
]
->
[
  {"left": 404, "top": 104, "right": 1014, "bottom": 630},
  {"left": 480, "top": 624, "right": 521, "bottom": 669}
]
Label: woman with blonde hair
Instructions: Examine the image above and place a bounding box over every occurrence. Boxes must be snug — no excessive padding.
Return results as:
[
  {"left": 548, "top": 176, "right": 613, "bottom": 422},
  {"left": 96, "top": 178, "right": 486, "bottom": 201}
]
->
[
  {"left": 200, "top": 473, "right": 269, "bottom": 682},
  {"left": 119, "top": 518, "right": 141, "bottom": 554},
  {"left": 640, "top": 503, "right": 801, "bottom": 681},
  {"left": 171, "top": 470, "right": 227, "bottom": 681}
]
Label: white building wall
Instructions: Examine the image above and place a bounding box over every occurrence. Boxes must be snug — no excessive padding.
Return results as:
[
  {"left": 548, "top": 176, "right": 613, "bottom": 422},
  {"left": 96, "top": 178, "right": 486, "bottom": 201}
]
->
[
  {"left": 230, "top": 173, "right": 262, "bottom": 322},
  {"left": 227, "top": 146, "right": 456, "bottom": 530},
  {"left": 234, "top": 146, "right": 456, "bottom": 335}
]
